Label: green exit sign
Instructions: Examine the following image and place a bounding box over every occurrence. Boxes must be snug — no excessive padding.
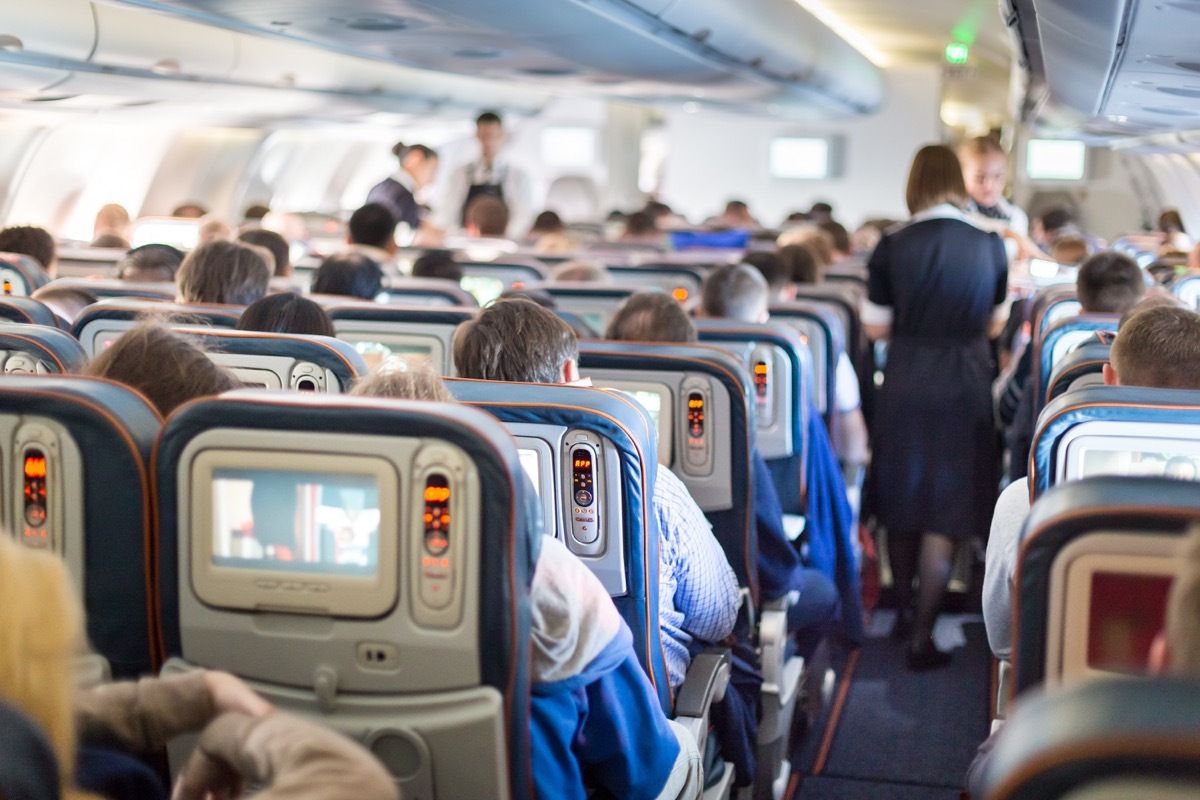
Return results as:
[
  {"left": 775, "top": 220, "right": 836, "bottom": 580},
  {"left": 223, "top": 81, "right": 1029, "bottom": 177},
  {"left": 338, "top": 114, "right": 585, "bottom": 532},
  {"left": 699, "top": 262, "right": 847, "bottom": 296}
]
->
[{"left": 945, "top": 43, "right": 969, "bottom": 64}]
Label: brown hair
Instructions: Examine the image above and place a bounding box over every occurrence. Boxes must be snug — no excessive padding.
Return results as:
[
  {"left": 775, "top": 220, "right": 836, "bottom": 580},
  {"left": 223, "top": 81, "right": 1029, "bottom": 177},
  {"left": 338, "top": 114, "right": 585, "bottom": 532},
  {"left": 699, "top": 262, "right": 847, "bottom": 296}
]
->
[
  {"left": 465, "top": 196, "right": 510, "bottom": 237},
  {"left": 350, "top": 364, "right": 455, "bottom": 402},
  {"left": 958, "top": 135, "right": 1007, "bottom": 160},
  {"left": 0, "top": 226, "right": 55, "bottom": 274},
  {"left": 176, "top": 240, "right": 270, "bottom": 306},
  {"left": 1075, "top": 251, "right": 1146, "bottom": 314},
  {"left": 905, "top": 144, "right": 969, "bottom": 214},
  {"left": 238, "top": 229, "right": 291, "bottom": 277},
  {"left": 453, "top": 298, "right": 577, "bottom": 384},
  {"left": 237, "top": 292, "right": 334, "bottom": 337},
  {"left": 85, "top": 322, "right": 239, "bottom": 416},
  {"left": 778, "top": 244, "right": 821, "bottom": 285},
  {"left": 1110, "top": 305, "right": 1200, "bottom": 390},
  {"left": 1049, "top": 235, "right": 1089, "bottom": 267},
  {"left": 605, "top": 291, "right": 697, "bottom": 344}
]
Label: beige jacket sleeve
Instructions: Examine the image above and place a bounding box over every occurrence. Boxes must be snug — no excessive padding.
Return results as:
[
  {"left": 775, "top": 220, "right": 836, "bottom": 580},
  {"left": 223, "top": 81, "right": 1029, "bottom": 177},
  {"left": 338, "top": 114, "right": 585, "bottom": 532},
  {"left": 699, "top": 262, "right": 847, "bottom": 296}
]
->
[
  {"left": 174, "top": 712, "right": 398, "bottom": 800},
  {"left": 76, "top": 672, "right": 215, "bottom": 753}
]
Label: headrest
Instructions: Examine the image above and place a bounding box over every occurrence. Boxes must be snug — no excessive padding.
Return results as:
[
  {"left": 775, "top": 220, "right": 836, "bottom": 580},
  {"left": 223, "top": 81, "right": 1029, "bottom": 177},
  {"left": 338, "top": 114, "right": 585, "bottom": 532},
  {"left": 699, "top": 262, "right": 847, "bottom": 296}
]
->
[
  {"left": 1014, "top": 475, "right": 1200, "bottom": 694},
  {"left": 72, "top": 298, "right": 242, "bottom": 345},
  {"left": 0, "top": 297, "right": 60, "bottom": 328},
  {"left": 376, "top": 278, "right": 478, "bottom": 307},
  {"left": 1031, "top": 286, "right": 1078, "bottom": 338},
  {"left": 0, "top": 252, "right": 51, "bottom": 294},
  {"left": 325, "top": 303, "right": 476, "bottom": 327},
  {"left": 1045, "top": 342, "right": 1111, "bottom": 406},
  {"left": 45, "top": 278, "right": 175, "bottom": 302},
  {"left": 459, "top": 260, "right": 549, "bottom": 284},
  {"left": 1030, "top": 385, "right": 1200, "bottom": 497},
  {"left": 173, "top": 327, "right": 367, "bottom": 391},
  {"left": 982, "top": 677, "right": 1200, "bottom": 800},
  {"left": 0, "top": 323, "right": 87, "bottom": 374},
  {"left": 530, "top": 282, "right": 639, "bottom": 300}
]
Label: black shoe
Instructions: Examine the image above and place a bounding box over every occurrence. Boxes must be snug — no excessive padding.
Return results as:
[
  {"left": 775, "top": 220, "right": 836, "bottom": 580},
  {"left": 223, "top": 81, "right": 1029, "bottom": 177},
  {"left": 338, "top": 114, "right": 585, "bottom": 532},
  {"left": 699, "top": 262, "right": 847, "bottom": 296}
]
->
[
  {"left": 905, "top": 639, "right": 952, "bottom": 671},
  {"left": 890, "top": 608, "right": 914, "bottom": 642}
]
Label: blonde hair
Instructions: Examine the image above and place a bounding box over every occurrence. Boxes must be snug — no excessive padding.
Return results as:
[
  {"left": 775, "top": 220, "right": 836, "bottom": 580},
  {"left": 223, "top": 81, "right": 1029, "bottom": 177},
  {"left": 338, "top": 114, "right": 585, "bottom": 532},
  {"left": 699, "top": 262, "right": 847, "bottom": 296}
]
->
[
  {"left": 905, "top": 144, "right": 969, "bottom": 214},
  {"left": 350, "top": 363, "right": 455, "bottom": 402},
  {"left": 958, "top": 135, "right": 1007, "bottom": 160},
  {"left": 0, "top": 536, "right": 85, "bottom": 795},
  {"left": 1165, "top": 524, "right": 1200, "bottom": 676}
]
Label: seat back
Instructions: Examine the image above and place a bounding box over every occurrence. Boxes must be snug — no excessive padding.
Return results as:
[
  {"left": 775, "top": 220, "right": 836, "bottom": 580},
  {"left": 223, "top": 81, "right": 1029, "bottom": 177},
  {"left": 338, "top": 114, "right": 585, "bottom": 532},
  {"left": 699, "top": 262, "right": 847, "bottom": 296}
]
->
[
  {"left": 446, "top": 379, "right": 674, "bottom": 714},
  {"left": 44, "top": 278, "right": 176, "bottom": 302},
  {"left": 526, "top": 283, "right": 640, "bottom": 334},
  {"left": 1034, "top": 315, "right": 1120, "bottom": 410},
  {"left": 770, "top": 301, "right": 847, "bottom": 421},
  {"left": 0, "top": 376, "right": 160, "bottom": 677},
  {"left": 72, "top": 299, "right": 243, "bottom": 356},
  {"left": 0, "top": 323, "right": 88, "bottom": 374},
  {"left": 0, "top": 252, "right": 51, "bottom": 296},
  {"left": 695, "top": 319, "right": 812, "bottom": 514},
  {"left": 326, "top": 304, "right": 476, "bottom": 376},
  {"left": 605, "top": 265, "right": 706, "bottom": 303},
  {"left": 0, "top": 296, "right": 62, "bottom": 328},
  {"left": 982, "top": 676, "right": 1200, "bottom": 800},
  {"left": 1014, "top": 476, "right": 1200, "bottom": 694},
  {"left": 378, "top": 278, "right": 479, "bottom": 307},
  {"left": 1030, "top": 386, "right": 1200, "bottom": 500},
  {"left": 1031, "top": 286, "right": 1081, "bottom": 342},
  {"left": 1172, "top": 273, "right": 1200, "bottom": 310},
  {"left": 790, "top": 284, "right": 862, "bottom": 358},
  {"left": 577, "top": 340, "right": 759, "bottom": 601},
  {"left": 53, "top": 246, "right": 124, "bottom": 279},
  {"left": 172, "top": 327, "right": 367, "bottom": 393},
  {"left": 155, "top": 392, "right": 536, "bottom": 799},
  {"left": 459, "top": 260, "right": 549, "bottom": 306},
  {"left": 1045, "top": 343, "right": 1111, "bottom": 405}
]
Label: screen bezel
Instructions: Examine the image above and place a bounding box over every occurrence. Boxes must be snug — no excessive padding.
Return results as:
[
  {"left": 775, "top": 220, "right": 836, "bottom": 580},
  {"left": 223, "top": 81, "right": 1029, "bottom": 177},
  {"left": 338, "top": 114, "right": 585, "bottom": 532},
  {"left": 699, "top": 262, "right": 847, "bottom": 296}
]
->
[
  {"left": 190, "top": 448, "right": 400, "bottom": 618},
  {"left": 1061, "top": 422, "right": 1200, "bottom": 483},
  {"left": 596, "top": 380, "right": 674, "bottom": 467},
  {"left": 335, "top": 330, "right": 445, "bottom": 375}
]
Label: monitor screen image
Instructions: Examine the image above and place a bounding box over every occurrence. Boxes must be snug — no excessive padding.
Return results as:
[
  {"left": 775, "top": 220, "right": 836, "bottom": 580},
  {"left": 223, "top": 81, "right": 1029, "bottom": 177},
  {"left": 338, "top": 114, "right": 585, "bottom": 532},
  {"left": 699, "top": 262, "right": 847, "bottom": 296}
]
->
[
  {"left": 1079, "top": 448, "right": 1200, "bottom": 481},
  {"left": 629, "top": 389, "right": 663, "bottom": 435},
  {"left": 1087, "top": 571, "right": 1172, "bottom": 674},
  {"left": 352, "top": 340, "right": 434, "bottom": 371},
  {"left": 460, "top": 275, "right": 505, "bottom": 307},
  {"left": 517, "top": 448, "right": 541, "bottom": 497},
  {"left": 211, "top": 467, "right": 381, "bottom": 577},
  {"left": 597, "top": 380, "right": 674, "bottom": 466}
]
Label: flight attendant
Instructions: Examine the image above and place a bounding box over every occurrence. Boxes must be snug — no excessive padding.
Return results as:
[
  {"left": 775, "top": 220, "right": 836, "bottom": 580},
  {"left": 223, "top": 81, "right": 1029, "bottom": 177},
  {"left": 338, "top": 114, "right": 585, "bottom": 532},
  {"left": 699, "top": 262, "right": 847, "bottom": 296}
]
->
[
  {"left": 366, "top": 142, "right": 440, "bottom": 242},
  {"left": 958, "top": 136, "right": 1029, "bottom": 235},
  {"left": 863, "top": 144, "right": 1008, "bottom": 670},
  {"left": 440, "top": 111, "right": 532, "bottom": 236}
]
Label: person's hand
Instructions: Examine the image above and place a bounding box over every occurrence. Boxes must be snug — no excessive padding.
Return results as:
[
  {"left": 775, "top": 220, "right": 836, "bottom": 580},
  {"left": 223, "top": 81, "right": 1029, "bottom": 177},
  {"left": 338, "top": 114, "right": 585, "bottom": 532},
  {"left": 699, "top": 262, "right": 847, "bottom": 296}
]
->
[{"left": 203, "top": 671, "right": 273, "bottom": 719}]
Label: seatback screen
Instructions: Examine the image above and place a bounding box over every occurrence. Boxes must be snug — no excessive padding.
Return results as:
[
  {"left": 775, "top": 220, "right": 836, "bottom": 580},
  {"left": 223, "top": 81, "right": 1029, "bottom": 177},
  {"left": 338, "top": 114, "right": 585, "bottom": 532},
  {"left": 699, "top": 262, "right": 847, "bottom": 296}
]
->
[
  {"left": 460, "top": 275, "right": 504, "bottom": 306},
  {"left": 1087, "top": 571, "right": 1172, "bottom": 675},
  {"left": 211, "top": 468, "right": 381, "bottom": 577},
  {"left": 353, "top": 340, "right": 434, "bottom": 371},
  {"left": 517, "top": 448, "right": 541, "bottom": 497}
]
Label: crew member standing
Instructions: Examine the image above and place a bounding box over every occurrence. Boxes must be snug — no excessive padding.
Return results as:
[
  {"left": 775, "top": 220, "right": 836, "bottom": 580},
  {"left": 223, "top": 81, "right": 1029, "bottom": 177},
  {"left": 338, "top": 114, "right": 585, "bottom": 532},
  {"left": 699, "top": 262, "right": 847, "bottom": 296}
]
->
[
  {"left": 440, "top": 111, "right": 532, "bottom": 237},
  {"left": 365, "top": 142, "right": 441, "bottom": 245}
]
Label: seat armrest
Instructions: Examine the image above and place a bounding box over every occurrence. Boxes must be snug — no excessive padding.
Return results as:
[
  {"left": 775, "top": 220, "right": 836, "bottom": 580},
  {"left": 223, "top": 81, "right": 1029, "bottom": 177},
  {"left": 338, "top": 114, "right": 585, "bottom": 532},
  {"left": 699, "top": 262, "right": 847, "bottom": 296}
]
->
[{"left": 673, "top": 648, "right": 731, "bottom": 750}]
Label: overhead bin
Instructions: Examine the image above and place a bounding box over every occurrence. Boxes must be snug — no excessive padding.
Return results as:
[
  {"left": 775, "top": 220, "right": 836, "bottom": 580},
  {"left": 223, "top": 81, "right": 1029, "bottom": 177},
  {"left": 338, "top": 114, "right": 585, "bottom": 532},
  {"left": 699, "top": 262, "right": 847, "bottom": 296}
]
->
[
  {"left": 0, "top": 0, "right": 96, "bottom": 60},
  {"left": 91, "top": 3, "right": 238, "bottom": 77}
]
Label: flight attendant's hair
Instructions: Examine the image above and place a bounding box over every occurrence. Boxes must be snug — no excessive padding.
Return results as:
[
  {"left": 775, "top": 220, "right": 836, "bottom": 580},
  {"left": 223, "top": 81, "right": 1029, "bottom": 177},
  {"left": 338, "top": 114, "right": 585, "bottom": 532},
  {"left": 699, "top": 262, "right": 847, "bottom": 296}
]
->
[
  {"left": 905, "top": 144, "right": 969, "bottom": 214},
  {"left": 958, "top": 135, "right": 1007, "bottom": 159},
  {"left": 391, "top": 142, "right": 438, "bottom": 162}
]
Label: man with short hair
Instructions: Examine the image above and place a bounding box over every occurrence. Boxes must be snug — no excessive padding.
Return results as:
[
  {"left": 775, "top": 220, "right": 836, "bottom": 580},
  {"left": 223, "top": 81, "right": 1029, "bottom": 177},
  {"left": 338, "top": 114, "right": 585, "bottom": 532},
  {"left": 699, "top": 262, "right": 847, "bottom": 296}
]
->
[
  {"left": 0, "top": 225, "right": 56, "bottom": 278},
  {"left": 985, "top": 304, "right": 1200, "bottom": 663},
  {"left": 238, "top": 229, "right": 291, "bottom": 278},
  {"left": 175, "top": 240, "right": 271, "bottom": 306},
  {"left": 116, "top": 244, "right": 184, "bottom": 283},
  {"left": 439, "top": 111, "right": 533, "bottom": 235},
  {"left": 698, "top": 263, "right": 770, "bottom": 324},
  {"left": 454, "top": 298, "right": 740, "bottom": 691},
  {"left": 464, "top": 196, "right": 511, "bottom": 239},
  {"left": 346, "top": 203, "right": 403, "bottom": 279}
]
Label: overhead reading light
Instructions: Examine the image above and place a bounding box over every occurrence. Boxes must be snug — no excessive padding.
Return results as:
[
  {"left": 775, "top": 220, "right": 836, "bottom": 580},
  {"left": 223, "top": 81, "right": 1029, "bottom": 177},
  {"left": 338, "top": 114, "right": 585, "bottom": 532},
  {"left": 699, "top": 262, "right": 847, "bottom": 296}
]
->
[
  {"left": 0, "top": 35, "right": 23, "bottom": 53},
  {"left": 791, "top": 0, "right": 888, "bottom": 67},
  {"left": 151, "top": 58, "right": 181, "bottom": 76}
]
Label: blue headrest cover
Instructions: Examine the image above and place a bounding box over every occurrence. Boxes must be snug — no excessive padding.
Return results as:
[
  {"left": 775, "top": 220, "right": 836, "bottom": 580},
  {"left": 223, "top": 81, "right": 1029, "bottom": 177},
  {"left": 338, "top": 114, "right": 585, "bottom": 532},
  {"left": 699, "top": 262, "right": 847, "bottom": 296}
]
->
[{"left": 181, "top": 329, "right": 367, "bottom": 388}]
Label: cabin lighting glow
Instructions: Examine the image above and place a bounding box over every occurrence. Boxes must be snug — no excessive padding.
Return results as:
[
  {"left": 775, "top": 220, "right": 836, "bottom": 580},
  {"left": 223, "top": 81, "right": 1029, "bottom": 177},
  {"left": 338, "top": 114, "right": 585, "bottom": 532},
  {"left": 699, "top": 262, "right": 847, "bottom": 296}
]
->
[
  {"left": 770, "top": 137, "right": 830, "bottom": 180},
  {"left": 792, "top": 1, "right": 888, "bottom": 67},
  {"left": 945, "top": 43, "right": 969, "bottom": 64},
  {"left": 1026, "top": 139, "right": 1088, "bottom": 181}
]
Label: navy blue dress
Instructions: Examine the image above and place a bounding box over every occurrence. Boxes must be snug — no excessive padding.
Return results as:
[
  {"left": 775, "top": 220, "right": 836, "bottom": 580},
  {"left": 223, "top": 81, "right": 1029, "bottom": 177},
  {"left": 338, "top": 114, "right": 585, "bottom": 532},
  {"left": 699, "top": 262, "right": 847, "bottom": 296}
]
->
[
  {"left": 365, "top": 176, "right": 421, "bottom": 229},
  {"left": 866, "top": 210, "right": 1007, "bottom": 540}
]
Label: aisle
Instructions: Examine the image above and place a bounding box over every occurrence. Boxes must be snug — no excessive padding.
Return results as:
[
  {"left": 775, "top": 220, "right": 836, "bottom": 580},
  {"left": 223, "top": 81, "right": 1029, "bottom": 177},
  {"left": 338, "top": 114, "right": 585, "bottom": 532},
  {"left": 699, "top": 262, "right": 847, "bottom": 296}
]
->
[{"left": 787, "top": 613, "right": 992, "bottom": 799}]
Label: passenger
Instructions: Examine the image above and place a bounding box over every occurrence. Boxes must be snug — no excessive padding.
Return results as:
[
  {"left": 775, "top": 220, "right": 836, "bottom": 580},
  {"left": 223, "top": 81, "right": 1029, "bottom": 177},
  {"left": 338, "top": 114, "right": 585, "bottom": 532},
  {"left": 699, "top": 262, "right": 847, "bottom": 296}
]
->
[
  {"left": 1157, "top": 208, "right": 1192, "bottom": 254},
  {"left": 89, "top": 233, "right": 129, "bottom": 249},
  {"left": 115, "top": 243, "right": 184, "bottom": 283},
  {"left": 984, "top": 305, "right": 1200, "bottom": 663},
  {"left": 741, "top": 251, "right": 795, "bottom": 301},
  {"left": 453, "top": 298, "right": 740, "bottom": 690},
  {"left": 1049, "top": 235, "right": 1088, "bottom": 266},
  {"left": 549, "top": 260, "right": 612, "bottom": 284},
  {"left": 529, "top": 210, "right": 565, "bottom": 239},
  {"left": 528, "top": 211, "right": 578, "bottom": 253},
  {"left": 778, "top": 243, "right": 821, "bottom": 285},
  {"left": 705, "top": 200, "right": 760, "bottom": 230},
  {"left": 850, "top": 223, "right": 883, "bottom": 257},
  {"left": 237, "top": 293, "right": 335, "bottom": 337},
  {"left": 197, "top": 217, "right": 235, "bottom": 245},
  {"left": 621, "top": 211, "right": 664, "bottom": 244},
  {"left": 609, "top": 288, "right": 840, "bottom": 660},
  {"left": 1030, "top": 206, "right": 1077, "bottom": 251},
  {"left": 957, "top": 135, "right": 1030, "bottom": 236},
  {"left": 777, "top": 226, "right": 834, "bottom": 272},
  {"left": 92, "top": 204, "right": 132, "bottom": 247},
  {"left": 351, "top": 366, "right": 703, "bottom": 800},
  {"left": 85, "top": 322, "right": 239, "bottom": 416},
  {"left": 310, "top": 252, "right": 384, "bottom": 300},
  {"left": 176, "top": 240, "right": 271, "bottom": 306},
  {"left": 0, "top": 535, "right": 397, "bottom": 800},
  {"left": 411, "top": 249, "right": 463, "bottom": 283},
  {"left": 0, "top": 225, "right": 56, "bottom": 277},
  {"left": 241, "top": 203, "right": 271, "bottom": 227},
  {"left": 171, "top": 202, "right": 208, "bottom": 219},
  {"left": 808, "top": 201, "right": 834, "bottom": 225},
  {"left": 365, "top": 141, "right": 441, "bottom": 243},
  {"left": 463, "top": 195, "right": 510, "bottom": 239},
  {"left": 238, "top": 228, "right": 292, "bottom": 278},
  {"left": 817, "top": 220, "right": 853, "bottom": 265},
  {"left": 998, "top": 251, "right": 1146, "bottom": 482},
  {"left": 439, "top": 111, "right": 533, "bottom": 235},
  {"left": 30, "top": 285, "right": 97, "bottom": 325},
  {"left": 864, "top": 143, "right": 1009, "bottom": 670},
  {"left": 346, "top": 202, "right": 403, "bottom": 279}
]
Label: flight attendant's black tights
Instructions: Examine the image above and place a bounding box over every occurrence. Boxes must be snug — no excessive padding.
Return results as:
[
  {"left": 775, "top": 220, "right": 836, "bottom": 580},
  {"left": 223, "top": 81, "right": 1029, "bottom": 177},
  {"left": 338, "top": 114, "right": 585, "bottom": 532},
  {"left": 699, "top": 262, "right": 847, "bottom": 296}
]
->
[{"left": 889, "top": 530, "right": 955, "bottom": 669}]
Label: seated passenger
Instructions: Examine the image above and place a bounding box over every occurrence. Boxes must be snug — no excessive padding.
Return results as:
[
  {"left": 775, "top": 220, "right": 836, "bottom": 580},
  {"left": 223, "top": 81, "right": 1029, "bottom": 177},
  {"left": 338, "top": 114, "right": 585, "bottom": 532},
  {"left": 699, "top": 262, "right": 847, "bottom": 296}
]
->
[
  {"left": 311, "top": 252, "right": 384, "bottom": 301},
  {"left": 238, "top": 229, "right": 292, "bottom": 279},
  {"left": 778, "top": 243, "right": 821, "bottom": 285},
  {"left": 984, "top": 305, "right": 1200, "bottom": 662},
  {"left": 31, "top": 285, "right": 97, "bottom": 325},
  {"left": 777, "top": 226, "right": 834, "bottom": 273},
  {"left": 549, "top": 260, "right": 612, "bottom": 284},
  {"left": 411, "top": 249, "right": 463, "bottom": 283},
  {"left": 621, "top": 211, "right": 664, "bottom": 245},
  {"left": 346, "top": 203, "right": 403, "bottom": 280},
  {"left": 704, "top": 200, "right": 760, "bottom": 231},
  {"left": 453, "top": 298, "right": 740, "bottom": 690},
  {"left": 999, "top": 251, "right": 1147, "bottom": 481},
  {"left": 817, "top": 221, "right": 854, "bottom": 268},
  {"left": 352, "top": 365, "right": 702, "bottom": 798},
  {"left": 171, "top": 203, "right": 208, "bottom": 219},
  {"left": 528, "top": 210, "right": 579, "bottom": 252},
  {"left": 197, "top": 217, "right": 235, "bottom": 245},
  {"left": 85, "top": 322, "right": 239, "bottom": 416},
  {"left": 92, "top": 204, "right": 132, "bottom": 248},
  {"left": 1049, "top": 235, "right": 1088, "bottom": 266},
  {"left": 0, "top": 535, "right": 397, "bottom": 800},
  {"left": 176, "top": 240, "right": 271, "bottom": 306},
  {"left": 0, "top": 225, "right": 56, "bottom": 278},
  {"left": 464, "top": 195, "right": 511, "bottom": 240},
  {"left": 115, "top": 244, "right": 184, "bottom": 283},
  {"left": 237, "top": 293, "right": 335, "bottom": 337}
]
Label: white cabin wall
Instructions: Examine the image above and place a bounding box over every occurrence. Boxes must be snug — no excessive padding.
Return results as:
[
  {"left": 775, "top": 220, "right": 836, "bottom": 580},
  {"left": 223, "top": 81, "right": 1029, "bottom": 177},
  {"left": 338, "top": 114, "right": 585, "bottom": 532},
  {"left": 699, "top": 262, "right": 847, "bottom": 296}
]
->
[{"left": 658, "top": 65, "right": 943, "bottom": 229}]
